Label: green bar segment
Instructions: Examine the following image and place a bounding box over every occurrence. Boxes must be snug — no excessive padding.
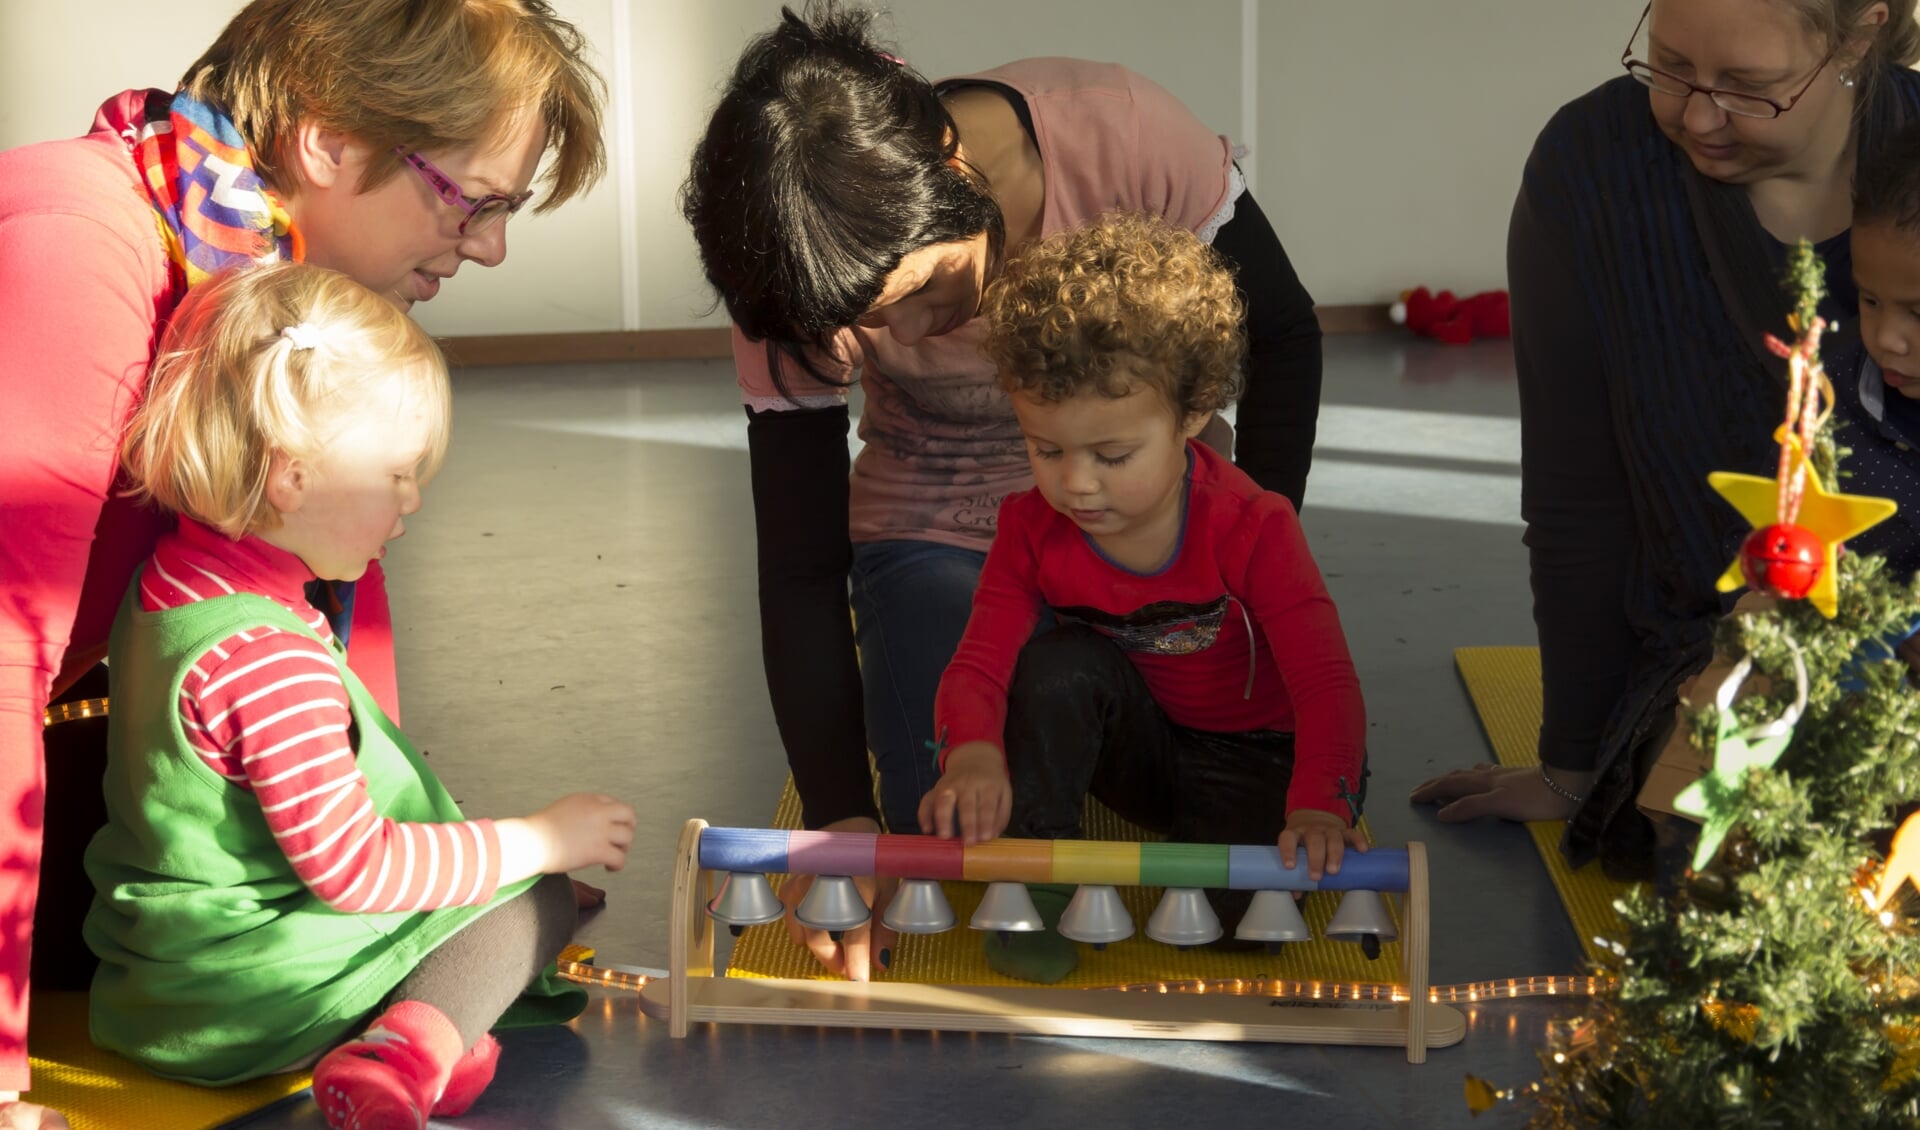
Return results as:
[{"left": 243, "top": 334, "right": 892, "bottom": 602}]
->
[{"left": 1138, "top": 842, "right": 1229, "bottom": 888}]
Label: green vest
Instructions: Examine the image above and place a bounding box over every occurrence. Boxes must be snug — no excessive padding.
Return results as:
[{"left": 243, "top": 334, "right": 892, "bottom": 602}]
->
[{"left": 85, "top": 579, "right": 581, "bottom": 1085}]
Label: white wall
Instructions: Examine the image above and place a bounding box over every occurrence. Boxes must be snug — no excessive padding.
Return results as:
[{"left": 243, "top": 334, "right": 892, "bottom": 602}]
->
[
  {"left": 0, "top": 1, "right": 1672, "bottom": 330},
  {"left": 1257, "top": 0, "right": 1643, "bottom": 303}
]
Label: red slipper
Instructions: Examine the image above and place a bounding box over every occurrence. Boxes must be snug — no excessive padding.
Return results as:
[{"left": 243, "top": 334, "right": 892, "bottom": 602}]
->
[
  {"left": 432, "top": 1033, "right": 501, "bottom": 1117},
  {"left": 311, "top": 1002, "right": 462, "bottom": 1130}
]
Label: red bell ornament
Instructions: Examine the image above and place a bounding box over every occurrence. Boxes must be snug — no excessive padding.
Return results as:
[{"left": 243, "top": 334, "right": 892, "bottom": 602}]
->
[{"left": 1738, "top": 523, "right": 1825, "bottom": 600}]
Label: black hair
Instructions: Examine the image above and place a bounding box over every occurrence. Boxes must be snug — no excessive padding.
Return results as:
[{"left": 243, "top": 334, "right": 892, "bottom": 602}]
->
[
  {"left": 1856, "top": 117, "right": 1920, "bottom": 235},
  {"left": 679, "top": 2, "right": 1004, "bottom": 394}
]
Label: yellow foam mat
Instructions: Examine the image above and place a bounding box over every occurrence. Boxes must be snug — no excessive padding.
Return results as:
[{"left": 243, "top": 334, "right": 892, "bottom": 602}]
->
[
  {"left": 726, "top": 777, "right": 1405, "bottom": 987},
  {"left": 1453, "top": 646, "right": 1634, "bottom": 964},
  {"left": 25, "top": 992, "right": 308, "bottom": 1130}
]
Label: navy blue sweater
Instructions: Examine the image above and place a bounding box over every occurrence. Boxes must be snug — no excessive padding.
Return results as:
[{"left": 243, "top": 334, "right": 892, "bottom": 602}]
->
[{"left": 1512, "top": 71, "right": 1920, "bottom": 870}]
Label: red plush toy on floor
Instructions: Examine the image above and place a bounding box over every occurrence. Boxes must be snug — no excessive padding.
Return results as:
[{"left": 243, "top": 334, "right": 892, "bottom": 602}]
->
[{"left": 1390, "top": 287, "right": 1511, "bottom": 345}]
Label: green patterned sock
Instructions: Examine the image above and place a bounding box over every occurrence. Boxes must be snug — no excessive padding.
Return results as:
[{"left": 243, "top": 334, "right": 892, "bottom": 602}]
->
[{"left": 981, "top": 883, "right": 1078, "bottom": 985}]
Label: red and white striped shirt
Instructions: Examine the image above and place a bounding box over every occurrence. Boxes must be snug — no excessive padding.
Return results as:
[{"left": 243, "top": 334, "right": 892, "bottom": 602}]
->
[{"left": 138, "top": 519, "right": 501, "bottom": 913}]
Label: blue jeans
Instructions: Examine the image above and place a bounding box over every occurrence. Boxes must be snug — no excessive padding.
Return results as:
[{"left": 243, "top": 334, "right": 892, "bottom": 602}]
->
[{"left": 849, "top": 540, "right": 987, "bottom": 835}]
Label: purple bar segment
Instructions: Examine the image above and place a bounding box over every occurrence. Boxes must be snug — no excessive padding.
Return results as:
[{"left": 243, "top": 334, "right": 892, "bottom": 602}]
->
[{"left": 787, "top": 829, "right": 878, "bottom": 877}]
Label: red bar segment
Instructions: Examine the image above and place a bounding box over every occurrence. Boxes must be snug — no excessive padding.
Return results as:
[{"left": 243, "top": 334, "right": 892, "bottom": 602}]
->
[{"left": 874, "top": 834, "right": 966, "bottom": 881}]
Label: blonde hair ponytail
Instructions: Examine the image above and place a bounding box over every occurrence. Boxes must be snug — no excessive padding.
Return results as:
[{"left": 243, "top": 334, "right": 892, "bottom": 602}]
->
[{"left": 122, "top": 262, "right": 449, "bottom": 536}]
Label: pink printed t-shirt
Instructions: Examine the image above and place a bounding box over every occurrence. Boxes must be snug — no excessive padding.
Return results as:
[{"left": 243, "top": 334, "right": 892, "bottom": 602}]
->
[{"left": 731, "top": 57, "right": 1244, "bottom": 550}]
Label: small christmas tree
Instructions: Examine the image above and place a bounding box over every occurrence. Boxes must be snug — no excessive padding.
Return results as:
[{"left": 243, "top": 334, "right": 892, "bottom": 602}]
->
[{"left": 1497, "top": 243, "right": 1920, "bottom": 1126}]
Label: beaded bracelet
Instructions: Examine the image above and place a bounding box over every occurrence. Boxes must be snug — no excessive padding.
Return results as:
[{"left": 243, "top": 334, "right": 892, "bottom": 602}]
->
[{"left": 1539, "top": 764, "right": 1587, "bottom": 805}]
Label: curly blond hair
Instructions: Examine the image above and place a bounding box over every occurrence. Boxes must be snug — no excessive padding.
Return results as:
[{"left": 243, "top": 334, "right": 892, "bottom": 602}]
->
[{"left": 983, "top": 211, "right": 1245, "bottom": 417}]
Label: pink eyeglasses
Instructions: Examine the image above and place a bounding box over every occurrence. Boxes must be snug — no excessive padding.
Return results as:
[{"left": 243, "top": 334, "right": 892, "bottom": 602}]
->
[{"left": 395, "top": 148, "right": 534, "bottom": 236}]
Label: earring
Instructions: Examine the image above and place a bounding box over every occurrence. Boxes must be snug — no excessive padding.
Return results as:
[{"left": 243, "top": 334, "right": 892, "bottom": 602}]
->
[{"left": 1840, "top": 70, "right": 1858, "bottom": 88}]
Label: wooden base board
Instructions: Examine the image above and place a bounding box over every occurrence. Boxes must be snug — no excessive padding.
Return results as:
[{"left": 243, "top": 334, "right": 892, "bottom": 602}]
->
[
  {"left": 438, "top": 306, "right": 1394, "bottom": 368},
  {"left": 637, "top": 974, "right": 1466, "bottom": 1049}
]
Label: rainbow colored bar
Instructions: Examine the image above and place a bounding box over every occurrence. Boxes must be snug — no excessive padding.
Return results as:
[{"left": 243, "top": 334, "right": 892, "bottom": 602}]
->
[{"left": 696, "top": 827, "right": 1409, "bottom": 892}]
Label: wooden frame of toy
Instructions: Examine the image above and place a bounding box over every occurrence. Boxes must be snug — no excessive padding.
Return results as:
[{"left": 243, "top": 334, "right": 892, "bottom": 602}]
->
[{"left": 637, "top": 819, "right": 1465, "bottom": 1061}]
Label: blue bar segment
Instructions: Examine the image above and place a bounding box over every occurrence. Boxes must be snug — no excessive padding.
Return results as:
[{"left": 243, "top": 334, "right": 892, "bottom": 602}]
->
[
  {"left": 698, "top": 827, "right": 791, "bottom": 874},
  {"left": 1227, "top": 845, "right": 1409, "bottom": 892}
]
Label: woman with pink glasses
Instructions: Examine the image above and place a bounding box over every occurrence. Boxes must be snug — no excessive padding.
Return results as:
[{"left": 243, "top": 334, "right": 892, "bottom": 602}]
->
[
  {"left": 1412, "top": 0, "right": 1920, "bottom": 875},
  {"left": 0, "top": 3, "right": 603, "bottom": 1123}
]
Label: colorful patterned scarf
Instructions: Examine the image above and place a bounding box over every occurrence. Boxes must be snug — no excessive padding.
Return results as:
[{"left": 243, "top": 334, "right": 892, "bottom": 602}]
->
[{"left": 126, "top": 90, "right": 300, "bottom": 294}]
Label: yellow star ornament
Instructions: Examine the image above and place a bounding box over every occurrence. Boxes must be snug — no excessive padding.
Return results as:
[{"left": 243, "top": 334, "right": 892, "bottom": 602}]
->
[{"left": 1709, "top": 470, "right": 1898, "bottom": 617}]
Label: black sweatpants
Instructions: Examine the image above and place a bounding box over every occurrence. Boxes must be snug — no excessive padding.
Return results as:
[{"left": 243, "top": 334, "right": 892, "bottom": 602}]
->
[{"left": 1002, "top": 625, "right": 1367, "bottom": 929}]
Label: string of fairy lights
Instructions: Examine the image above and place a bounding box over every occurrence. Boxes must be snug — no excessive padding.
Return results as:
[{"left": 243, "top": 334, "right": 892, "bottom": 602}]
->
[
  {"left": 1105, "top": 974, "right": 1608, "bottom": 1003},
  {"left": 555, "top": 959, "right": 1608, "bottom": 1006}
]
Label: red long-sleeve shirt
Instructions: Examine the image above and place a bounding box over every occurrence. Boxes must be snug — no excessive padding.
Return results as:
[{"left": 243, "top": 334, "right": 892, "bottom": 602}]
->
[
  {"left": 137, "top": 521, "right": 502, "bottom": 914},
  {"left": 934, "top": 442, "right": 1366, "bottom": 818}
]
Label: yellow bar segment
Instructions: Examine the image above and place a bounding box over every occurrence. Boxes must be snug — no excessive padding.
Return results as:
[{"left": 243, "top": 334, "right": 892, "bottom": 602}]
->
[
  {"left": 1052, "top": 840, "right": 1141, "bottom": 886},
  {"left": 962, "top": 838, "right": 1055, "bottom": 883}
]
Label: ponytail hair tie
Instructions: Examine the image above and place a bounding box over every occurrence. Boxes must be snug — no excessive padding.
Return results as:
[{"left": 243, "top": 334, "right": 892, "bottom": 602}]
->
[
  {"left": 280, "top": 322, "right": 323, "bottom": 351},
  {"left": 877, "top": 51, "right": 905, "bottom": 66}
]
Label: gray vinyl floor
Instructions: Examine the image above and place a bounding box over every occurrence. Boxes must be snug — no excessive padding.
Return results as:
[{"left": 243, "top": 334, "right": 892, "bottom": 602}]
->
[{"left": 232, "top": 335, "right": 1580, "bottom": 1130}]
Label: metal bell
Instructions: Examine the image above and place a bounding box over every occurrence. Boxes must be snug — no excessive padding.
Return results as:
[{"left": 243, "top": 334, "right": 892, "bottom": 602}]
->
[
  {"left": 882, "top": 878, "right": 957, "bottom": 935},
  {"left": 969, "top": 882, "right": 1045, "bottom": 933},
  {"left": 1234, "top": 889, "right": 1313, "bottom": 953},
  {"left": 1057, "top": 884, "right": 1134, "bottom": 948},
  {"left": 794, "top": 874, "right": 870, "bottom": 940},
  {"left": 1325, "top": 889, "right": 1397, "bottom": 960},
  {"left": 705, "top": 871, "right": 784, "bottom": 936},
  {"left": 1145, "top": 887, "right": 1222, "bottom": 949}
]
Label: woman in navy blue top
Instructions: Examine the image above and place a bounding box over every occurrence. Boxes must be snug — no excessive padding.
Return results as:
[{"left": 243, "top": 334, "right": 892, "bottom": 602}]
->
[{"left": 1413, "top": 0, "right": 1920, "bottom": 875}]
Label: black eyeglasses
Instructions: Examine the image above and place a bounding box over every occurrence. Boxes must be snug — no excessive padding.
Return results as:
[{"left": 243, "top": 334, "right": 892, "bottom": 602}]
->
[{"left": 1620, "top": 2, "right": 1835, "bottom": 120}]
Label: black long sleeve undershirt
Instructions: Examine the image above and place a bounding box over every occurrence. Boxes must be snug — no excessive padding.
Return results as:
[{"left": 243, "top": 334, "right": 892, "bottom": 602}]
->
[
  {"left": 1210, "top": 188, "right": 1322, "bottom": 510},
  {"left": 744, "top": 402, "right": 879, "bottom": 829},
  {"left": 1508, "top": 163, "right": 1640, "bottom": 773}
]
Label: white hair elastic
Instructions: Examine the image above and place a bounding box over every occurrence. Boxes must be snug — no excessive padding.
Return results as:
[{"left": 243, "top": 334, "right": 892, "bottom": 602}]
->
[{"left": 280, "top": 322, "right": 323, "bottom": 351}]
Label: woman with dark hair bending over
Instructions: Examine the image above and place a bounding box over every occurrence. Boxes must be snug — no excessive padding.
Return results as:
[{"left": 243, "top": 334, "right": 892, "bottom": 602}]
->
[{"left": 682, "top": 2, "right": 1323, "bottom": 979}]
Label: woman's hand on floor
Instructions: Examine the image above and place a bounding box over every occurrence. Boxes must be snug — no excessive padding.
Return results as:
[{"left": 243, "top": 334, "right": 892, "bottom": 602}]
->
[
  {"left": 0, "top": 1098, "right": 73, "bottom": 1130},
  {"left": 779, "top": 817, "right": 899, "bottom": 982},
  {"left": 1409, "top": 763, "right": 1592, "bottom": 822}
]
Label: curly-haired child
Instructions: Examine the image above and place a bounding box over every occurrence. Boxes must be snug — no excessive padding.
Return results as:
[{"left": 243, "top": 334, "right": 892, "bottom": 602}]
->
[
  {"left": 88, "top": 261, "right": 635, "bottom": 1129},
  {"left": 918, "top": 212, "right": 1368, "bottom": 983}
]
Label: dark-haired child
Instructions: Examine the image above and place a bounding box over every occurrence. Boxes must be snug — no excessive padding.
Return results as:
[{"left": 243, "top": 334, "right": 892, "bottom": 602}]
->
[
  {"left": 1842, "top": 118, "right": 1920, "bottom": 590},
  {"left": 918, "top": 212, "right": 1367, "bottom": 983}
]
